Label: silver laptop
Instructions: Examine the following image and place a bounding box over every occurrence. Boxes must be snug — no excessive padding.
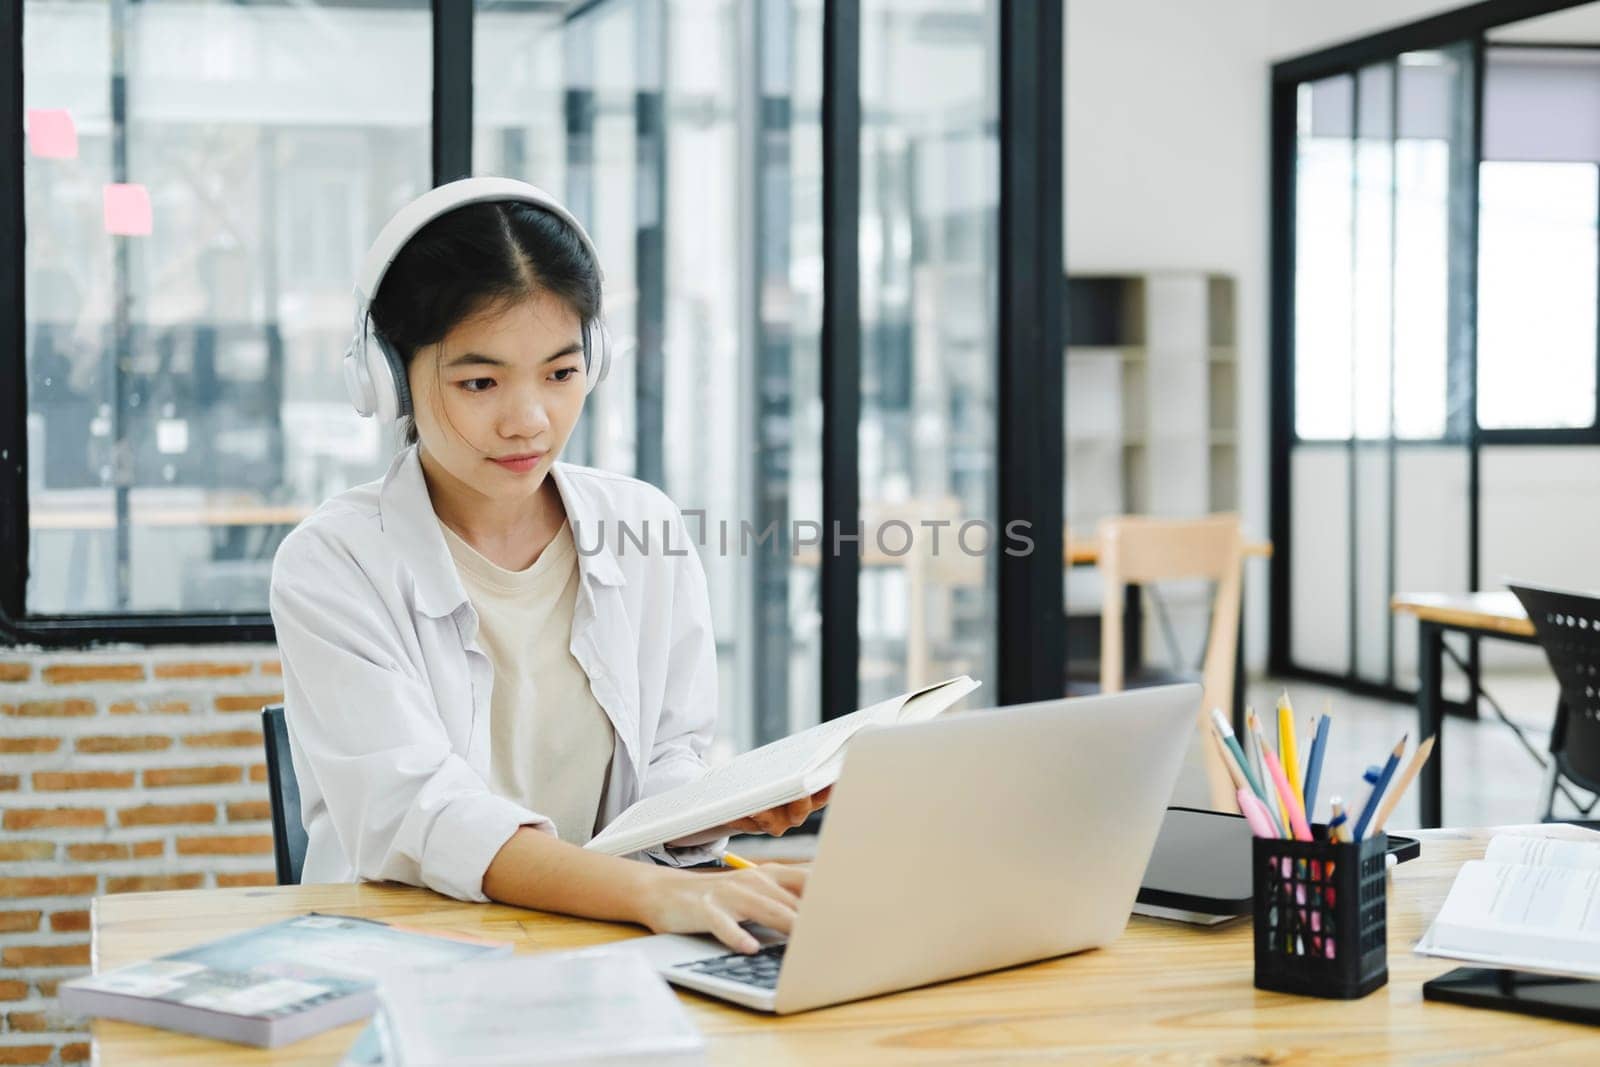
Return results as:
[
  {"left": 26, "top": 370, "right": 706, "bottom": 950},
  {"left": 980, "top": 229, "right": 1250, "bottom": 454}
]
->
[{"left": 631, "top": 683, "right": 1200, "bottom": 1014}]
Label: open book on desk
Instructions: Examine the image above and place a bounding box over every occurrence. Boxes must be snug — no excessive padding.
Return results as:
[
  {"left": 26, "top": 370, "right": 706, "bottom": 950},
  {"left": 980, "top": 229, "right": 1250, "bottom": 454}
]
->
[
  {"left": 1416, "top": 833, "right": 1600, "bottom": 978},
  {"left": 584, "top": 675, "right": 981, "bottom": 857}
]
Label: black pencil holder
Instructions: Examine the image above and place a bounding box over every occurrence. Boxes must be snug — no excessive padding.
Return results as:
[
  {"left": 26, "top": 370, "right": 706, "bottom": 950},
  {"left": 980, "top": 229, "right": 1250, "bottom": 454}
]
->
[{"left": 1251, "top": 829, "right": 1388, "bottom": 999}]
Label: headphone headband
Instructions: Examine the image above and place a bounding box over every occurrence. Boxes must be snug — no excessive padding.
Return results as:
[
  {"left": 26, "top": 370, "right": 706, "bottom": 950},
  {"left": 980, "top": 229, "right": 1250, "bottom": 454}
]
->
[
  {"left": 344, "top": 177, "right": 612, "bottom": 422},
  {"left": 354, "top": 177, "right": 607, "bottom": 305}
]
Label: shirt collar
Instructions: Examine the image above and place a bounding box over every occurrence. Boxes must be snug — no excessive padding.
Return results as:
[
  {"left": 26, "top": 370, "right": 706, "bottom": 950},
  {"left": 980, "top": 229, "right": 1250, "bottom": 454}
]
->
[{"left": 377, "top": 445, "right": 625, "bottom": 620}]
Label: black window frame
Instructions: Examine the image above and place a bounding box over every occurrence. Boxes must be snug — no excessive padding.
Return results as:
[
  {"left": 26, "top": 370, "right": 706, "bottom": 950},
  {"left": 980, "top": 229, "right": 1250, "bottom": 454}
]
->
[
  {"left": 4, "top": 0, "right": 1066, "bottom": 729},
  {"left": 1268, "top": 0, "right": 1600, "bottom": 696}
]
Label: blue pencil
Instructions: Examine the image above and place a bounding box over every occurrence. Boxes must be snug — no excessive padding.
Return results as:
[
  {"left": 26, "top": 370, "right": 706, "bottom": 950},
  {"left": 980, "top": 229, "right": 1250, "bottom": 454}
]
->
[
  {"left": 1353, "top": 736, "right": 1406, "bottom": 841},
  {"left": 1301, "top": 713, "right": 1331, "bottom": 823}
]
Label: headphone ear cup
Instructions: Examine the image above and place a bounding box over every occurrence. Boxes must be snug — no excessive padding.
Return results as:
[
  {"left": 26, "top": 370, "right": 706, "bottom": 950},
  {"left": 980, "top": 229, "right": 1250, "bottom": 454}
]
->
[
  {"left": 369, "top": 333, "right": 410, "bottom": 423},
  {"left": 379, "top": 335, "right": 413, "bottom": 420},
  {"left": 343, "top": 336, "right": 377, "bottom": 418},
  {"left": 584, "top": 319, "right": 612, "bottom": 395}
]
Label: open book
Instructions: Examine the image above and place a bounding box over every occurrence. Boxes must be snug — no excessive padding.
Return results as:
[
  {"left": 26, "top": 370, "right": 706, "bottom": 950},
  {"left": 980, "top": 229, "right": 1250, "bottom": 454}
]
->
[
  {"left": 1415, "top": 833, "right": 1600, "bottom": 978},
  {"left": 585, "top": 675, "right": 981, "bottom": 857}
]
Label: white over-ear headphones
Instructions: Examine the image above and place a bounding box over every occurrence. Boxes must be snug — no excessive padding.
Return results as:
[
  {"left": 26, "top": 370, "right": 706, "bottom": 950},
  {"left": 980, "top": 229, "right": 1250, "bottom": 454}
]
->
[{"left": 343, "top": 176, "right": 613, "bottom": 423}]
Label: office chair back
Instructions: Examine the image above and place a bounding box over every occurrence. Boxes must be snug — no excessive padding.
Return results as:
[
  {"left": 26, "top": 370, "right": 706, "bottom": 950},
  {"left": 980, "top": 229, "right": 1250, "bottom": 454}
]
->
[
  {"left": 1096, "top": 514, "right": 1244, "bottom": 809},
  {"left": 1508, "top": 583, "right": 1600, "bottom": 799},
  {"left": 261, "top": 705, "right": 308, "bottom": 885}
]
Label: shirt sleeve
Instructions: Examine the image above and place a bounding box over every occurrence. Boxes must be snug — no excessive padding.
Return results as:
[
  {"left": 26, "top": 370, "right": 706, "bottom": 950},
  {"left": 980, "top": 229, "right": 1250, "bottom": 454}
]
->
[
  {"left": 639, "top": 508, "right": 726, "bottom": 868},
  {"left": 270, "top": 527, "right": 555, "bottom": 902}
]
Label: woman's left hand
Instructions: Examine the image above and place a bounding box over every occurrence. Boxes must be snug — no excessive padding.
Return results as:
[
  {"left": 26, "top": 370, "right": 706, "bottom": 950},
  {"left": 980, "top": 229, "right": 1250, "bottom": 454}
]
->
[{"left": 728, "top": 786, "right": 831, "bottom": 836}]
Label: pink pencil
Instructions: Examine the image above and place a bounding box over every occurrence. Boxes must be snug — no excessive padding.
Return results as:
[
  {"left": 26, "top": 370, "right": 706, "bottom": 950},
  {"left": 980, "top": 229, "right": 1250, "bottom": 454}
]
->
[
  {"left": 1260, "top": 744, "right": 1313, "bottom": 841},
  {"left": 1237, "top": 788, "right": 1279, "bottom": 839}
]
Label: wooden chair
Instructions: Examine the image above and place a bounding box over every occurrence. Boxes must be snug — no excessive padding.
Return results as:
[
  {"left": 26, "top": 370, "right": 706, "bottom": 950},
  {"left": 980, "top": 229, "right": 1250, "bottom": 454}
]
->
[
  {"left": 1096, "top": 514, "right": 1244, "bottom": 810},
  {"left": 860, "top": 495, "right": 983, "bottom": 687}
]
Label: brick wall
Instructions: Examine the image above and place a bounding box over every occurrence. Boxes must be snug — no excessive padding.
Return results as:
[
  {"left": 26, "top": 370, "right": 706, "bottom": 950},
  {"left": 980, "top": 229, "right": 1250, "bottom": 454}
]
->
[{"left": 0, "top": 645, "right": 281, "bottom": 1066}]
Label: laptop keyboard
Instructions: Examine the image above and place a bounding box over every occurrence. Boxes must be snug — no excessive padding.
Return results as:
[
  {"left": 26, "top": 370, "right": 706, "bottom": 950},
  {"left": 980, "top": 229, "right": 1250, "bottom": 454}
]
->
[{"left": 676, "top": 943, "right": 787, "bottom": 991}]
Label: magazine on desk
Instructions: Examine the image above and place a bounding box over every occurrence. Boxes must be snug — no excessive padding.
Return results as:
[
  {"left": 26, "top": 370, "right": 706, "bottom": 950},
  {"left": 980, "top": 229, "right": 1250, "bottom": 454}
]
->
[
  {"left": 1415, "top": 833, "right": 1600, "bottom": 978},
  {"left": 60, "top": 913, "right": 511, "bottom": 1048},
  {"left": 584, "top": 675, "right": 982, "bottom": 857}
]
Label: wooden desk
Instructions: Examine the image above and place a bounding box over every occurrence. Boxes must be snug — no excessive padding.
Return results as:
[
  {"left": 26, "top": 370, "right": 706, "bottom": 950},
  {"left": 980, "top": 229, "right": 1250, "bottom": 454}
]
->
[
  {"left": 88, "top": 824, "right": 1596, "bottom": 1064},
  {"left": 1392, "top": 592, "right": 1539, "bottom": 829}
]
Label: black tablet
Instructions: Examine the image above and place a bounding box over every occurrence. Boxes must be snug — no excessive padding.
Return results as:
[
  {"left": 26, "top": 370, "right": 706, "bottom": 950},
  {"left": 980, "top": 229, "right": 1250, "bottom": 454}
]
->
[
  {"left": 1423, "top": 967, "right": 1600, "bottom": 1026},
  {"left": 1135, "top": 807, "right": 1420, "bottom": 922}
]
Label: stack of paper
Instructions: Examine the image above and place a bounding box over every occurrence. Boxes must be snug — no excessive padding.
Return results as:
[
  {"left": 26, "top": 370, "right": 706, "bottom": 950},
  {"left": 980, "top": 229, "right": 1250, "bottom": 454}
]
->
[{"left": 374, "top": 948, "right": 704, "bottom": 1066}]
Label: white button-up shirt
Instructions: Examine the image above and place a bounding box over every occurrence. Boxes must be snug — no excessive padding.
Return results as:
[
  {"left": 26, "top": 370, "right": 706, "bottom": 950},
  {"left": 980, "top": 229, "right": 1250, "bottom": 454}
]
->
[{"left": 268, "top": 445, "right": 723, "bottom": 902}]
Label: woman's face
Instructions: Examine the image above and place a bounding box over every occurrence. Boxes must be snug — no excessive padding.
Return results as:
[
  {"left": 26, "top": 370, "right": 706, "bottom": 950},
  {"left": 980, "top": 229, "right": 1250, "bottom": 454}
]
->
[{"left": 408, "top": 290, "right": 588, "bottom": 506}]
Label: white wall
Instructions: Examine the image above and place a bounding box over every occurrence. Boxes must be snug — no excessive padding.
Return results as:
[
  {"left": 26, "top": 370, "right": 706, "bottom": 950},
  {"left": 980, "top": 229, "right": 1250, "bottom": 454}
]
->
[
  {"left": 1065, "top": 0, "right": 1274, "bottom": 669},
  {"left": 1265, "top": 0, "right": 1463, "bottom": 58},
  {"left": 1067, "top": 0, "right": 1600, "bottom": 673}
]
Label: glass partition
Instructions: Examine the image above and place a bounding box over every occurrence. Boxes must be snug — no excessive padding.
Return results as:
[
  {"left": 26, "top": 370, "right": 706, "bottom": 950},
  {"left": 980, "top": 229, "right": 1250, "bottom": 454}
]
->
[
  {"left": 856, "top": 0, "right": 999, "bottom": 706},
  {"left": 23, "top": 0, "right": 430, "bottom": 615}
]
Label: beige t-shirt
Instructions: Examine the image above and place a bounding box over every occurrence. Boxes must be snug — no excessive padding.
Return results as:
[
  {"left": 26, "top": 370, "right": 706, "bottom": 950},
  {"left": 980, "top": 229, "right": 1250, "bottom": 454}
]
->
[{"left": 440, "top": 519, "right": 615, "bottom": 845}]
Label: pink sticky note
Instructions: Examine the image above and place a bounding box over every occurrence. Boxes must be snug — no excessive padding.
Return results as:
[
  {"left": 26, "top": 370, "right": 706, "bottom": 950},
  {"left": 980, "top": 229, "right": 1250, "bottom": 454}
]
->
[
  {"left": 103, "top": 183, "right": 153, "bottom": 237},
  {"left": 26, "top": 109, "right": 78, "bottom": 159}
]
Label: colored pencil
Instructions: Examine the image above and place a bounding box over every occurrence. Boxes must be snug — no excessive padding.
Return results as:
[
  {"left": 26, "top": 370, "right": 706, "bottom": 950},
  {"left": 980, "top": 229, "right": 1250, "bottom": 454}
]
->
[
  {"left": 1353, "top": 736, "right": 1406, "bottom": 841},
  {"left": 1277, "top": 692, "right": 1303, "bottom": 811},
  {"left": 1248, "top": 709, "right": 1291, "bottom": 832},
  {"left": 1260, "top": 743, "right": 1313, "bottom": 842},
  {"left": 1301, "top": 713, "right": 1331, "bottom": 824},
  {"left": 1371, "top": 736, "right": 1436, "bottom": 834},
  {"left": 1210, "top": 708, "right": 1272, "bottom": 811}
]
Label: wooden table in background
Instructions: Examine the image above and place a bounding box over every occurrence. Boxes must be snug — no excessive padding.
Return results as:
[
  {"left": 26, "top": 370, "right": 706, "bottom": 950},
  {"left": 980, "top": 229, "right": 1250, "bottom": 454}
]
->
[
  {"left": 1392, "top": 592, "right": 1538, "bottom": 829},
  {"left": 1064, "top": 535, "right": 1273, "bottom": 567},
  {"left": 29, "top": 505, "right": 313, "bottom": 530},
  {"left": 88, "top": 824, "right": 1596, "bottom": 1065}
]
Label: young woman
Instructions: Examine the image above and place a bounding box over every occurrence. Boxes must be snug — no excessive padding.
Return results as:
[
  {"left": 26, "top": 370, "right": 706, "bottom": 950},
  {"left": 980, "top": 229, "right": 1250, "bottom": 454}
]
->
[{"left": 269, "top": 178, "right": 825, "bottom": 954}]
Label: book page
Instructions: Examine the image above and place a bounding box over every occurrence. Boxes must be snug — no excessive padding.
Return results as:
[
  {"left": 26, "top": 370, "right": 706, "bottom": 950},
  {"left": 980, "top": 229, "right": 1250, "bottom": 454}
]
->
[
  {"left": 1417, "top": 860, "right": 1600, "bottom": 976},
  {"left": 878, "top": 675, "right": 982, "bottom": 726},
  {"left": 1485, "top": 834, "right": 1600, "bottom": 871},
  {"left": 585, "top": 675, "right": 977, "bottom": 856}
]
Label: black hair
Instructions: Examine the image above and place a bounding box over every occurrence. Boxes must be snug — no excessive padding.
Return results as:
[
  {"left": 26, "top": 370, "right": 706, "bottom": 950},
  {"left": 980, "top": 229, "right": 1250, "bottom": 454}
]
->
[{"left": 367, "top": 200, "right": 603, "bottom": 444}]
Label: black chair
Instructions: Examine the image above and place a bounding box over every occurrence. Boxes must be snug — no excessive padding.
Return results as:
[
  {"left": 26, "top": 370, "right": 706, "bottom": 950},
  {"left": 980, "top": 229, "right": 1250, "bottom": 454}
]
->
[
  {"left": 261, "top": 705, "right": 308, "bottom": 885},
  {"left": 1507, "top": 583, "right": 1600, "bottom": 822}
]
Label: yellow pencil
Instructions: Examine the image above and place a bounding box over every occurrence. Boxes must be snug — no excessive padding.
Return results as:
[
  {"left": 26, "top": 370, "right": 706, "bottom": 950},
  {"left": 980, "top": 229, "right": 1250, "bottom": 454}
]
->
[
  {"left": 1277, "top": 692, "right": 1303, "bottom": 811},
  {"left": 722, "top": 851, "right": 756, "bottom": 870}
]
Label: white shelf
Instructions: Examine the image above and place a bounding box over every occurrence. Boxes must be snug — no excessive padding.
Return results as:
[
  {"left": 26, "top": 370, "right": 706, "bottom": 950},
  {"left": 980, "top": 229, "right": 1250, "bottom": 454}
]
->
[{"left": 1064, "top": 272, "right": 1237, "bottom": 523}]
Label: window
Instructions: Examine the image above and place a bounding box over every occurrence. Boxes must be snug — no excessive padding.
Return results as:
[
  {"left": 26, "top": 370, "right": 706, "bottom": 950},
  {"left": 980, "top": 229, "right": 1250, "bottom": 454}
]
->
[
  {"left": 856, "top": 0, "right": 999, "bottom": 706},
  {"left": 1292, "top": 76, "right": 1355, "bottom": 442},
  {"left": 1272, "top": 11, "right": 1600, "bottom": 700},
  {"left": 470, "top": 0, "right": 825, "bottom": 749},
  {"left": 18, "top": 0, "right": 429, "bottom": 621},
  {"left": 1477, "top": 161, "right": 1599, "bottom": 430},
  {"left": 1477, "top": 46, "right": 1600, "bottom": 433},
  {"left": 1292, "top": 56, "right": 1459, "bottom": 444},
  {"left": 6, "top": 0, "right": 1065, "bottom": 739},
  {"left": 1277, "top": 43, "right": 1477, "bottom": 692}
]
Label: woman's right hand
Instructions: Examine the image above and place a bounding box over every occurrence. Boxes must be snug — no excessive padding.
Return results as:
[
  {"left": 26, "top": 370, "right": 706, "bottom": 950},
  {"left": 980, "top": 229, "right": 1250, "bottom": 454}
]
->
[{"left": 640, "top": 863, "right": 808, "bottom": 954}]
